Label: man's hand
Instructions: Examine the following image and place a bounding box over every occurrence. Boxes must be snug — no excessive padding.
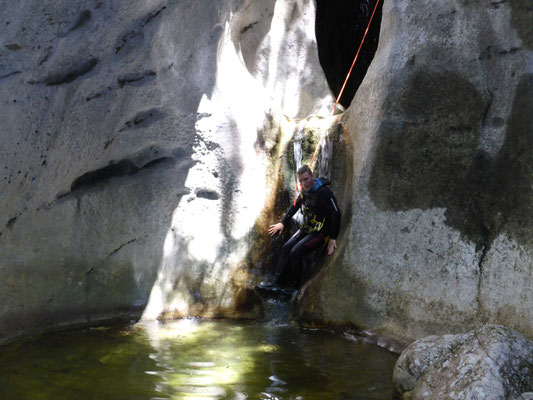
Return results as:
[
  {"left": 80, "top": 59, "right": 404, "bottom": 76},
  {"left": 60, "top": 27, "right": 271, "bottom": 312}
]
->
[
  {"left": 268, "top": 223, "right": 284, "bottom": 236},
  {"left": 327, "top": 239, "right": 337, "bottom": 255}
]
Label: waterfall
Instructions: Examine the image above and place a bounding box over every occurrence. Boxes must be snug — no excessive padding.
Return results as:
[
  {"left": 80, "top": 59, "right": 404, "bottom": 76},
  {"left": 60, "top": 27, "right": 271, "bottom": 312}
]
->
[{"left": 318, "top": 130, "right": 333, "bottom": 179}]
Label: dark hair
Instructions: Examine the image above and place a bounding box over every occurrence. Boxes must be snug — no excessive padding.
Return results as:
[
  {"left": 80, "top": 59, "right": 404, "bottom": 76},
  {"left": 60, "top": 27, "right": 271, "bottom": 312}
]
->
[{"left": 297, "top": 165, "right": 313, "bottom": 176}]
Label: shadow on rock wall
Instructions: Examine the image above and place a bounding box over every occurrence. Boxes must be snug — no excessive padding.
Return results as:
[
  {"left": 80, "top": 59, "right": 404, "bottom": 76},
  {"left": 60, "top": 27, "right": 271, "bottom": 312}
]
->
[{"left": 369, "top": 71, "right": 533, "bottom": 252}]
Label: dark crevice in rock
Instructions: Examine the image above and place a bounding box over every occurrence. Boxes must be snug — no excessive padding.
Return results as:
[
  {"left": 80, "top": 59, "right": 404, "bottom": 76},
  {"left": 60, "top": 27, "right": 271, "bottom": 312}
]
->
[
  {"left": 57, "top": 10, "right": 91, "bottom": 37},
  {"left": 59, "top": 146, "right": 187, "bottom": 200},
  {"left": 39, "top": 46, "right": 53, "bottom": 65},
  {"left": 115, "top": 31, "right": 144, "bottom": 54},
  {"left": 491, "top": 0, "right": 507, "bottom": 7},
  {"left": 0, "top": 71, "right": 21, "bottom": 80},
  {"left": 81, "top": 267, "right": 95, "bottom": 279},
  {"left": 121, "top": 108, "right": 165, "bottom": 130},
  {"left": 5, "top": 44, "right": 22, "bottom": 51},
  {"left": 69, "top": 157, "right": 170, "bottom": 194},
  {"left": 240, "top": 21, "right": 258, "bottom": 34},
  {"left": 44, "top": 57, "right": 98, "bottom": 86},
  {"left": 103, "top": 138, "right": 114, "bottom": 149},
  {"left": 117, "top": 70, "right": 156, "bottom": 88},
  {"left": 475, "top": 240, "right": 490, "bottom": 313},
  {"left": 315, "top": 0, "right": 383, "bottom": 108},
  {"left": 196, "top": 189, "right": 221, "bottom": 200},
  {"left": 70, "top": 10, "right": 91, "bottom": 32},
  {"left": 6, "top": 217, "right": 17, "bottom": 229},
  {"left": 115, "top": 5, "right": 167, "bottom": 54},
  {"left": 481, "top": 89, "right": 493, "bottom": 126},
  {"left": 141, "top": 6, "right": 167, "bottom": 27},
  {"left": 107, "top": 238, "right": 138, "bottom": 258},
  {"left": 85, "top": 92, "right": 102, "bottom": 102}
]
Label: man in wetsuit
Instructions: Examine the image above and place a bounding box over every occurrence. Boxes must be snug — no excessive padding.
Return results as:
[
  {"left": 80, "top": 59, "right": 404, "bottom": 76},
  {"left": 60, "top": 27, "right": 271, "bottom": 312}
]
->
[{"left": 258, "top": 165, "right": 341, "bottom": 292}]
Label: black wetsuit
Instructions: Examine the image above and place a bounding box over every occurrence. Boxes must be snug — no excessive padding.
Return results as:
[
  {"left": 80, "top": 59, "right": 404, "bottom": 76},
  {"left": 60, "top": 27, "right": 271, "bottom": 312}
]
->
[{"left": 274, "top": 178, "right": 341, "bottom": 288}]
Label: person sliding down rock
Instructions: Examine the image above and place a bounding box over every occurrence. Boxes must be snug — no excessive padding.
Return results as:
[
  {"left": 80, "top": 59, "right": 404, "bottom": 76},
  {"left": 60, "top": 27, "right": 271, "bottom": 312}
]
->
[{"left": 256, "top": 165, "right": 341, "bottom": 295}]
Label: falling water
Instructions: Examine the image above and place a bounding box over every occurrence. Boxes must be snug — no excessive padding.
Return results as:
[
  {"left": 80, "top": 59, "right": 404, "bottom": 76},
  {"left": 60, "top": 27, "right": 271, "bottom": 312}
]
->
[
  {"left": 293, "top": 133, "right": 303, "bottom": 172},
  {"left": 318, "top": 130, "right": 333, "bottom": 179}
]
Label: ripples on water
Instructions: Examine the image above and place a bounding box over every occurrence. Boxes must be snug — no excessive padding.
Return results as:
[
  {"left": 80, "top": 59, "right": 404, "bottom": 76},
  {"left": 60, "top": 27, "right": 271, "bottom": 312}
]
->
[{"left": 0, "top": 319, "right": 398, "bottom": 399}]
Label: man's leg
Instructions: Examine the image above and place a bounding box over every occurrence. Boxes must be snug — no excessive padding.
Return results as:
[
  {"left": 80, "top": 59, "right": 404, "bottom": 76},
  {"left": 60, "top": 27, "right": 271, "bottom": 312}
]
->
[
  {"left": 272, "top": 230, "right": 306, "bottom": 286},
  {"left": 287, "top": 232, "right": 325, "bottom": 287}
]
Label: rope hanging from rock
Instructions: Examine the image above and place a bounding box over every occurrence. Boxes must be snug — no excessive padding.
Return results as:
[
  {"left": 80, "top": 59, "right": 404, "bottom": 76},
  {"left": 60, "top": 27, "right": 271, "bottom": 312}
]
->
[{"left": 293, "top": 0, "right": 382, "bottom": 205}]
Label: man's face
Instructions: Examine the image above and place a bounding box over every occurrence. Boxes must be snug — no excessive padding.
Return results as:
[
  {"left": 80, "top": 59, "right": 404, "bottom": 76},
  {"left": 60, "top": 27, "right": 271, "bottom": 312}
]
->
[{"left": 297, "top": 172, "right": 314, "bottom": 192}]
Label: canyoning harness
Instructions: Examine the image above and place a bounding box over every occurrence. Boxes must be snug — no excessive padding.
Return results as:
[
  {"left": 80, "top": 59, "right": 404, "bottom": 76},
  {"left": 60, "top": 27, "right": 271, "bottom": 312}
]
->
[
  {"left": 300, "top": 179, "right": 328, "bottom": 233},
  {"left": 282, "top": 178, "right": 341, "bottom": 240}
]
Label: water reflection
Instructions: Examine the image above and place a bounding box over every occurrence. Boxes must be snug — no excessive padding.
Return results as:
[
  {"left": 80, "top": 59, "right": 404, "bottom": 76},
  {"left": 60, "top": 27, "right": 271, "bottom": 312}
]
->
[{"left": 0, "top": 319, "right": 398, "bottom": 399}]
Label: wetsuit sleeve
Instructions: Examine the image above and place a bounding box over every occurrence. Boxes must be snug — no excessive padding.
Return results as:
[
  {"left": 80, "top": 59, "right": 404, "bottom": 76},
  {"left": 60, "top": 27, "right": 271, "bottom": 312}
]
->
[
  {"left": 325, "top": 190, "right": 341, "bottom": 240},
  {"left": 280, "top": 196, "right": 302, "bottom": 227}
]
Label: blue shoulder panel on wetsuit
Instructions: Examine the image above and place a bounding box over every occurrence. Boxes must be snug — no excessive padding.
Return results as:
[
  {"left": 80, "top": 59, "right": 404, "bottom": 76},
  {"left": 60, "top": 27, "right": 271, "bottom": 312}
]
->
[{"left": 310, "top": 178, "right": 324, "bottom": 193}]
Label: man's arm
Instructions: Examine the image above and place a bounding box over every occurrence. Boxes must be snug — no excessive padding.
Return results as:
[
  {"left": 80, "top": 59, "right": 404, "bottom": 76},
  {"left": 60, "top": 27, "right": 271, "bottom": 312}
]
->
[
  {"left": 269, "top": 196, "right": 302, "bottom": 236},
  {"left": 325, "top": 189, "right": 341, "bottom": 255}
]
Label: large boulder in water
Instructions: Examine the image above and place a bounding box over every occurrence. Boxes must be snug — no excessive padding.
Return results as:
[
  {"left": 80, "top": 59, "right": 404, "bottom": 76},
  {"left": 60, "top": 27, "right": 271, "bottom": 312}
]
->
[{"left": 393, "top": 325, "right": 533, "bottom": 399}]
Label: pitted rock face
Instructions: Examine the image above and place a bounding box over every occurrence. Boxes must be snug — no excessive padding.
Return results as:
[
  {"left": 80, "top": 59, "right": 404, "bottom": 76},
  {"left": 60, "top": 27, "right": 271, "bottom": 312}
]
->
[
  {"left": 295, "top": 0, "right": 533, "bottom": 343},
  {"left": 0, "top": 0, "right": 334, "bottom": 343}
]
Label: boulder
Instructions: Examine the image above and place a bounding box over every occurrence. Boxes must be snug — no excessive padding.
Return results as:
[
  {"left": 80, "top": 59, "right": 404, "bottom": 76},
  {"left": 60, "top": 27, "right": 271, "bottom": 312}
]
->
[{"left": 393, "top": 325, "right": 533, "bottom": 399}]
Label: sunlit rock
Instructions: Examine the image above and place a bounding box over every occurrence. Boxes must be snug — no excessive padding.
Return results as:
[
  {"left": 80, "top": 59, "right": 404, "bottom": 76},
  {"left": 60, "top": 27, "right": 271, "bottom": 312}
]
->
[{"left": 0, "top": 0, "right": 332, "bottom": 342}]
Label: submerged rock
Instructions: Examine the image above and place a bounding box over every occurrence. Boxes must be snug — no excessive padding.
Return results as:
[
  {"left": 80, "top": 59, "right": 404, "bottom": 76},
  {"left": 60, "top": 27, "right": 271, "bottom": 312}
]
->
[{"left": 393, "top": 325, "right": 533, "bottom": 399}]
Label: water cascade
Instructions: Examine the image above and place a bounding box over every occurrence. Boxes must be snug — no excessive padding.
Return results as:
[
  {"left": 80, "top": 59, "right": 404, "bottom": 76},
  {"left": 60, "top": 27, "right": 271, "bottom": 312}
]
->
[{"left": 256, "top": 114, "right": 341, "bottom": 324}]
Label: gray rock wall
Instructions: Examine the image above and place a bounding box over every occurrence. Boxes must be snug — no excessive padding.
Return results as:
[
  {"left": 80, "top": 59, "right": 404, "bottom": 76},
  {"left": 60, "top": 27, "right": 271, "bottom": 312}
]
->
[
  {"left": 0, "top": 0, "right": 333, "bottom": 343},
  {"left": 1, "top": 0, "right": 531, "bottom": 347},
  {"left": 296, "top": 0, "right": 533, "bottom": 343}
]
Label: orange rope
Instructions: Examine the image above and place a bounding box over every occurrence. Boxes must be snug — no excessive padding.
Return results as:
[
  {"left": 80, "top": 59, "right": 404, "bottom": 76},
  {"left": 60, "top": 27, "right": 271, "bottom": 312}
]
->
[
  {"left": 293, "top": 0, "right": 381, "bottom": 205},
  {"left": 329, "top": 0, "right": 381, "bottom": 118}
]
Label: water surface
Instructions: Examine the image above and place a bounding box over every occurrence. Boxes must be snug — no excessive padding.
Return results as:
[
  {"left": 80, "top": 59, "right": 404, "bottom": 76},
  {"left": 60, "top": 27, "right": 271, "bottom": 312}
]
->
[{"left": 0, "top": 319, "right": 398, "bottom": 399}]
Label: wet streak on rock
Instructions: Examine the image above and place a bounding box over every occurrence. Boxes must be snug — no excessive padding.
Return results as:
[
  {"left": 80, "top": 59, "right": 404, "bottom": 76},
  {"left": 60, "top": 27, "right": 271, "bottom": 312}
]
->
[{"left": 369, "top": 71, "right": 533, "bottom": 250}]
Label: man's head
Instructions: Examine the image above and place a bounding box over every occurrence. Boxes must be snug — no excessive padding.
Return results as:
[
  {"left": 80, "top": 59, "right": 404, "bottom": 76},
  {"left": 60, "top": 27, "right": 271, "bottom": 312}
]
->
[{"left": 297, "top": 165, "right": 314, "bottom": 192}]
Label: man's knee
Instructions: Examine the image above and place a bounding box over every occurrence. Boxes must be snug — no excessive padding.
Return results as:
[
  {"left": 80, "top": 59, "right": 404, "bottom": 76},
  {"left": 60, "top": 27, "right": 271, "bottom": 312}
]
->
[
  {"left": 281, "top": 241, "right": 293, "bottom": 255},
  {"left": 289, "top": 245, "right": 305, "bottom": 261}
]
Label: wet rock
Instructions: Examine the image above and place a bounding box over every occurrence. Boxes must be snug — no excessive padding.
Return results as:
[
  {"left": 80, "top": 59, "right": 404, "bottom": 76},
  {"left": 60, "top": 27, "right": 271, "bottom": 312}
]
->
[{"left": 393, "top": 325, "right": 533, "bottom": 399}]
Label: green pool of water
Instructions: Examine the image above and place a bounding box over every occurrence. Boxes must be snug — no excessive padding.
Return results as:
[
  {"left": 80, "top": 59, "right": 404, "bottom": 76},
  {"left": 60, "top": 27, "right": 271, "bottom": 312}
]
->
[{"left": 0, "top": 319, "right": 398, "bottom": 399}]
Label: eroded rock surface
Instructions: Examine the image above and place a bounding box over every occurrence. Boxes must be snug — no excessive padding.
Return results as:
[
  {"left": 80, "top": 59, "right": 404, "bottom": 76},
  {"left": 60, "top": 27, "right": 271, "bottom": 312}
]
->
[
  {"left": 0, "top": 0, "right": 333, "bottom": 343},
  {"left": 295, "top": 0, "right": 533, "bottom": 342},
  {"left": 393, "top": 325, "right": 533, "bottom": 399}
]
